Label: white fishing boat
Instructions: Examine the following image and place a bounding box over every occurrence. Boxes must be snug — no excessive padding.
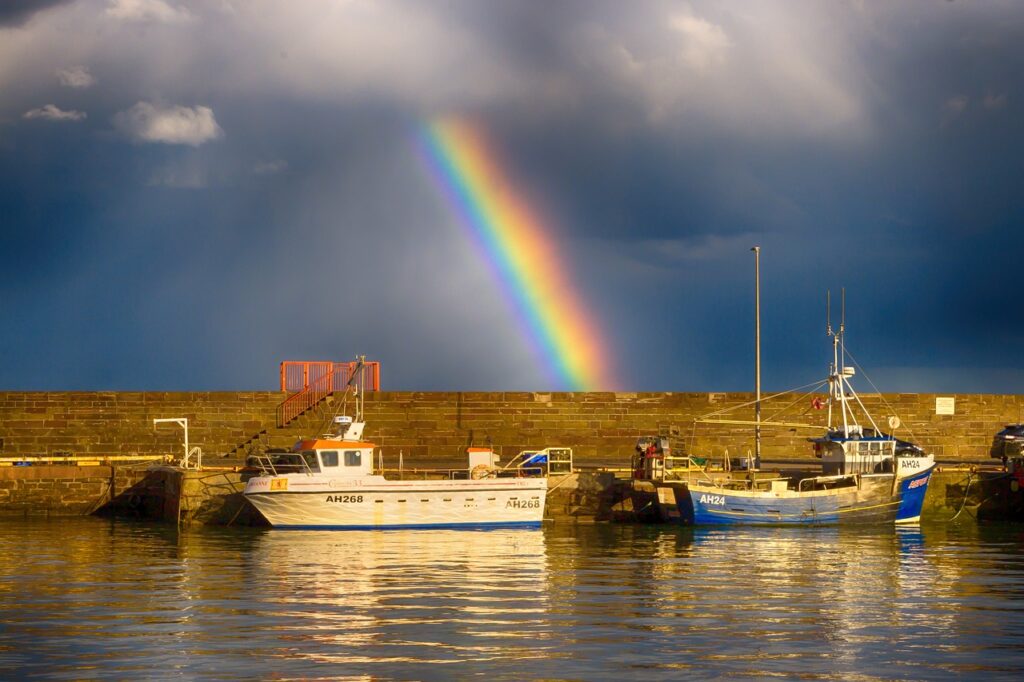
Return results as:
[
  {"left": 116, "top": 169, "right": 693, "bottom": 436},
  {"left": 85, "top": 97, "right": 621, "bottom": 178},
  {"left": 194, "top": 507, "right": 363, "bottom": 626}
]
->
[{"left": 243, "top": 416, "right": 548, "bottom": 530}]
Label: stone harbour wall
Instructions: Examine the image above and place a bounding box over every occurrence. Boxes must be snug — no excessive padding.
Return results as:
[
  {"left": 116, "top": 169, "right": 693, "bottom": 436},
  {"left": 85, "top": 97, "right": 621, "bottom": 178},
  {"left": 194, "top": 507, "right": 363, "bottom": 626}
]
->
[
  {"left": 364, "top": 391, "right": 1024, "bottom": 465},
  {"left": 0, "top": 465, "right": 152, "bottom": 517},
  {"left": 0, "top": 391, "right": 1022, "bottom": 468},
  {"left": 0, "top": 392, "right": 282, "bottom": 463}
]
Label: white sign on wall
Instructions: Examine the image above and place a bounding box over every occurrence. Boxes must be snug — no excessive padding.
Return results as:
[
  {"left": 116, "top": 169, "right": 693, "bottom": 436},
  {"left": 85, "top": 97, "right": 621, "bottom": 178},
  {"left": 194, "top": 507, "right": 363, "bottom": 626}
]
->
[{"left": 935, "top": 396, "right": 955, "bottom": 415}]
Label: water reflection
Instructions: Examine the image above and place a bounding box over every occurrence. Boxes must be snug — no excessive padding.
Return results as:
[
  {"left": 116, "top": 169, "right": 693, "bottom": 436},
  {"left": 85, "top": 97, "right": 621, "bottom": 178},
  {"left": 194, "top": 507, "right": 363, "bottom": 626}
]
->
[
  {"left": 247, "top": 529, "right": 550, "bottom": 667},
  {"left": 1, "top": 518, "right": 1024, "bottom": 680}
]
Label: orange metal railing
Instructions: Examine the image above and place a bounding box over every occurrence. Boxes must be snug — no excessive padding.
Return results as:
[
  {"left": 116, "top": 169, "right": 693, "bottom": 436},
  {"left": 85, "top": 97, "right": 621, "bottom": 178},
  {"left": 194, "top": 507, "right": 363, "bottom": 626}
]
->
[{"left": 277, "top": 360, "right": 380, "bottom": 427}]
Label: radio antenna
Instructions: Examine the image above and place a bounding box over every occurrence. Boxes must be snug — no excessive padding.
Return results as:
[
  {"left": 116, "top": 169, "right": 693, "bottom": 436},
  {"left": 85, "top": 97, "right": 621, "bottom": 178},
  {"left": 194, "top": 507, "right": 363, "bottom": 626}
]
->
[
  {"left": 840, "top": 288, "right": 846, "bottom": 335},
  {"left": 826, "top": 290, "right": 832, "bottom": 336}
]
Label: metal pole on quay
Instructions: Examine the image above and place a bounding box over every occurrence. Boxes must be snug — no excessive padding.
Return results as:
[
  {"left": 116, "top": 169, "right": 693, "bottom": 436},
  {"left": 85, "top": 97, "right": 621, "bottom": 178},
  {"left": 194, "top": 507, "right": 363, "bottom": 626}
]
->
[{"left": 752, "top": 245, "right": 762, "bottom": 468}]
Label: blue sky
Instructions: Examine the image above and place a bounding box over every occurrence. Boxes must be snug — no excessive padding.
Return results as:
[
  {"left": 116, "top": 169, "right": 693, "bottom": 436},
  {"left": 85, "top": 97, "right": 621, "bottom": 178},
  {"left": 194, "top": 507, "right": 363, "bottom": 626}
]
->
[{"left": 1, "top": 0, "right": 1022, "bottom": 393}]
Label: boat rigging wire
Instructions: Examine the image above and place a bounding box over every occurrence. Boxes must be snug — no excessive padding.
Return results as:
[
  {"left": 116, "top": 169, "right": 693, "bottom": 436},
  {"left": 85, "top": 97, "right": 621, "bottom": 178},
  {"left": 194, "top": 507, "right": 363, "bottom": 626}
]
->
[
  {"left": 697, "top": 379, "right": 832, "bottom": 421},
  {"left": 839, "top": 341, "right": 920, "bottom": 444},
  {"left": 685, "top": 378, "right": 828, "bottom": 456},
  {"left": 765, "top": 380, "right": 830, "bottom": 423}
]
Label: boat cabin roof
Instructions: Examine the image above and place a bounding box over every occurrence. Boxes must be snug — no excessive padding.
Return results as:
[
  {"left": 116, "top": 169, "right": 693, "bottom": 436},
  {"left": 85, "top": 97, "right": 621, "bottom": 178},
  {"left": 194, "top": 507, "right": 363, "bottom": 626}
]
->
[
  {"left": 292, "top": 439, "right": 375, "bottom": 452},
  {"left": 810, "top": 434, "right": 894, "bottom": 444},
  {"left": 809, "top": 428, "right": 900, "bottom": 444}
]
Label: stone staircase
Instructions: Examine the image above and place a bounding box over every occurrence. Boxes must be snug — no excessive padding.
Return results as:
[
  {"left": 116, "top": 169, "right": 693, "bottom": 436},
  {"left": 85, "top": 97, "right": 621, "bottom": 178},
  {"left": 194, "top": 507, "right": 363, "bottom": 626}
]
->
[{"left": 221, "top": 395, "right": 349, "bottom": 467}]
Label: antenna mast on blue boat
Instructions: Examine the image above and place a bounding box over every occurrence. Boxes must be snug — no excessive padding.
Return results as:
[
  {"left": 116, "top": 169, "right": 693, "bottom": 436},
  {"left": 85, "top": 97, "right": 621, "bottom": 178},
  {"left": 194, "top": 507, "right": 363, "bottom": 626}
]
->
[
  {"left": 827, "top": 289, "right": 852, "bottom": 435},
  {"left": 826, "top": 290, "right": 882, "bottom": 437}
]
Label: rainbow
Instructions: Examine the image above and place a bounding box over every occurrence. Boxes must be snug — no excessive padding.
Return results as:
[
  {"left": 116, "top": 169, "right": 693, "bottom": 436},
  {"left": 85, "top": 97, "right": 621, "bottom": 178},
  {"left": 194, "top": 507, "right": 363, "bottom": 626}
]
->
[{"left": 418, "top": 118, "right": 615, "bottom": 391}]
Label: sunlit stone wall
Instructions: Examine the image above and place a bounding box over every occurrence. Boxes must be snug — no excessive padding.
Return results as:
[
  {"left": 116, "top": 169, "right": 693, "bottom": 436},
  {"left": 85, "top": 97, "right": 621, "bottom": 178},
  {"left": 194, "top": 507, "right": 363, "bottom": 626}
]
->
[{"left": 1, "top": 391, "right": 1021, "bottom": 467}]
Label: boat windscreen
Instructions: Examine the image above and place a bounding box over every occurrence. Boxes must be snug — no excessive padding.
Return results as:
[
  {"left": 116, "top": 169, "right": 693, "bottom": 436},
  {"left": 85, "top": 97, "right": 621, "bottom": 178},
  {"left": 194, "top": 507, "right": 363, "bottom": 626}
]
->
[
  {"left": 300, "top": 451, "right": 320, "bottom": 472},
  {"left": 269, "top": 452, "right": 319, "bottom": 473}
]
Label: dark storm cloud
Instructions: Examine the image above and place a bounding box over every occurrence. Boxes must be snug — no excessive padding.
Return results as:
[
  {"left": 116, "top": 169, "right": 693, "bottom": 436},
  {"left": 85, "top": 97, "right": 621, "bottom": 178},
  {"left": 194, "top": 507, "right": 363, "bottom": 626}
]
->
[
  {"left": 0, "top": 0, "right": 72, "bottom": 27},
  {"left": 457, "top": 1, "right": 1024, "bottom": 391},
  {"left": 0, "top": 1, "right": 1022, "bottom": 392}
]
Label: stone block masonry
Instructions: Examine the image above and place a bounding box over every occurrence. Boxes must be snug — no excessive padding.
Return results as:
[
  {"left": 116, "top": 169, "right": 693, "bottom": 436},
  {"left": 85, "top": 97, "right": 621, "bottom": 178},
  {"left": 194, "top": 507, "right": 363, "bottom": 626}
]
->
[
  {"left": 0, "top": 392, "right": 282, "bottom": 463},
  {"left": 363, "top": 391, "right": 1024, "bottom": 466},
  {"left": 1, "top": 391, "right": 1022, "bottom": 467},
  {"left": 0, "top": 465, "right": 151, "bottom": 517}
]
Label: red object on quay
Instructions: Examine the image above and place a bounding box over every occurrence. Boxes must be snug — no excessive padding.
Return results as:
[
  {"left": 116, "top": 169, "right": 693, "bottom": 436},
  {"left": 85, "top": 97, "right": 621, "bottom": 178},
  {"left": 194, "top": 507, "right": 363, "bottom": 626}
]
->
[
  {"left": 279, "top": 360, "right": 380, "bottom": 393},
  {"left": 277, "top": 360, "right": 380, "bottom": 427}
]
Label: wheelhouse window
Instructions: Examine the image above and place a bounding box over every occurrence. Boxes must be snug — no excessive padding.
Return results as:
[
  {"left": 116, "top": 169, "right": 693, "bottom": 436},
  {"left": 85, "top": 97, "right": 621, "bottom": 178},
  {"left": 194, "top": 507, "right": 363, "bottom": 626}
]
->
[
  {"left": 270, "top": 452, "right": 317, "bottom": 473},
  {"left": 320, "top": 450, "right": 339, "bottom": 467},
  {"left": 823, "top": 442, "right": 843, "bottom": 457},
  {"left": 300, "top": 451, "right": 320, "bottom": 472},
  {"left": 344, "top": 450, "right": 362, "bottom": 467}
]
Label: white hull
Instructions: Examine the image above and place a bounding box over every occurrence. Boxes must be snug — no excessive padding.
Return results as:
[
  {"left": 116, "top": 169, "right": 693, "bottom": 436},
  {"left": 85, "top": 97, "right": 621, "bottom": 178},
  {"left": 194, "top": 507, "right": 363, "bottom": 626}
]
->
[{"left": 244, "top": 474, "right": 547, "bottom": 529}]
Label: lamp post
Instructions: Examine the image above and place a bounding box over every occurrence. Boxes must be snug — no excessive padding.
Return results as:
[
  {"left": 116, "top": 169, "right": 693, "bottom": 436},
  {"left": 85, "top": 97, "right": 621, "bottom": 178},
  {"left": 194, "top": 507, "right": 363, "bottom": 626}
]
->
[{"left": 752, "top": 246, "right": 761, "bottom": 467}]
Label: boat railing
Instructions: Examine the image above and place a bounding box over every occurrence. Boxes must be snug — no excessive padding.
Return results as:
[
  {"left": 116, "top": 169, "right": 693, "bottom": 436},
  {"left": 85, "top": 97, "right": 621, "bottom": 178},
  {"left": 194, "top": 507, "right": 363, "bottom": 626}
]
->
[
  {"left": 798, "top": 474, "right": 859, "bottom": 492},
  {"left": 502, "top": 448, "right": 572, "bottom": 476},
  {"left": 479, "top": 464, "right": 545, "bottom": 479},
  {"left": 751, "top": 477, "right": 790, "bottom": 491},
  {"left": 378, "top": 467, "right": 470, "bottom": 480},
  {"left": 668, "top": 462, "right": 793, "bottom": 492},
  {"left": 375, "top": 465, "right": 546, "bottom": 480},
  {"left": 661, "top": 455, "right": 720, "bottom": 484},
  {"left": 250, "top": 453, "right": 319, "bottom": 476}
]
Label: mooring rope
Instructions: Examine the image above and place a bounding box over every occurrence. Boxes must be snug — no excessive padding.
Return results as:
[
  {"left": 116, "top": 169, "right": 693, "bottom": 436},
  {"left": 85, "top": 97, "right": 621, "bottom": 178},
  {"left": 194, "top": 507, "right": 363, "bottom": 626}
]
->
[{"left": 949, "top": 471, "right": 975, "bottom": 521}]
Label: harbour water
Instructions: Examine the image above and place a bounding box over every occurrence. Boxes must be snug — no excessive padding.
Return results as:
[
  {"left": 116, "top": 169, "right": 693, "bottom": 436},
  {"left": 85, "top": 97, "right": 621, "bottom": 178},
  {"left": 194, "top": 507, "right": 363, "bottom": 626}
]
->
[{"left": 2, "top": 519, "right": 1023, "bottom": 680}]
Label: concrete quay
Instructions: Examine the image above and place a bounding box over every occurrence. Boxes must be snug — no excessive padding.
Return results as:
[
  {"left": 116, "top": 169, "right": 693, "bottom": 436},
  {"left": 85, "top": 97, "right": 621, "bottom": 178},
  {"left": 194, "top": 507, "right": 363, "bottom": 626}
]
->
[{"left": 0, "top": 461, "right": 1019, "bottom": 527}]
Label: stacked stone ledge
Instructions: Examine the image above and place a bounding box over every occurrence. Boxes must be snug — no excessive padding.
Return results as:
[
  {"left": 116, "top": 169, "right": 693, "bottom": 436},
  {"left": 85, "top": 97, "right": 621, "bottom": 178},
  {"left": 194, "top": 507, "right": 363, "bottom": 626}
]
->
[{"left": 0, "top": 391, "right": 1021, "bottom": 470}]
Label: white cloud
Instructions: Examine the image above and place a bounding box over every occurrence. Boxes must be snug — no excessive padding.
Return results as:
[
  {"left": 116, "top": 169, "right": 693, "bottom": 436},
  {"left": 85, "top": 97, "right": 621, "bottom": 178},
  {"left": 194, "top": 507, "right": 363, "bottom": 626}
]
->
[
  {"left": 983, "top": 92, "right": 1007, "bottom": 110},
  {"left": 568, "top": 5, "right": 862, "bottom": 135},
  {"left": 252, "top": 159, "right": 288, "bottom": 175},
  {"left": 106, "top": 0, "right": 193, "bottom": 24},
  {"left": 942, "top": 95, "right": 969, "bottom": 126},
  {"left": 56, "top": 65, "right": 95, "bottom": 88},
  {"left": 114, "top": 102, "right": 222, "bottom": 146},
  {"left": 23, "top": 104, "right": 86, "bottom": 121},
  {"left": 0, "top": 2, "right": 867, "bottom": 141},
  {"left": 669, "top": 12, "right": 731, "bottom": 72},
  {"left": 944, "top": 95, "right": 969, "bottom": 115}
]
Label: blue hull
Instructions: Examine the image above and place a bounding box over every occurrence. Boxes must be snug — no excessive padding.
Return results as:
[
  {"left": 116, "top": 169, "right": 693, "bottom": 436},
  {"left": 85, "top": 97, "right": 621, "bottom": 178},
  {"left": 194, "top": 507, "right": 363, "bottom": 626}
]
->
[
  {"left": 685, "top": 468, "right": 934, "bottom": 526},
  {"left": 895, "top": 467, "right": 933, "bottom": 523}
]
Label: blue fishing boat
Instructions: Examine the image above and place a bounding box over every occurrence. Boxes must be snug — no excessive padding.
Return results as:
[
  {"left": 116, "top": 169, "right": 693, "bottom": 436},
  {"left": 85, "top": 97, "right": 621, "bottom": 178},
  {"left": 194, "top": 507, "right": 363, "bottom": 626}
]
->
[
  {"left": 681, "top": 282, "right": 934, "bottom": 525},
  {"left": 639, "top": 252, "right": 935, "bottom": 526},
  {"left": 684, "top": 440, "right": 934, "bottom": 525}
]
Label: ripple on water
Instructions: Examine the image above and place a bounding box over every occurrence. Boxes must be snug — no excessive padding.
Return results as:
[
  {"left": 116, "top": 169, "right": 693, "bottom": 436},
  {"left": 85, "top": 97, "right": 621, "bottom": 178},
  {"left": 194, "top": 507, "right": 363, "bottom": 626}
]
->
[{"left": 2, "top": 518, "right": 1024, "bottom": 679}]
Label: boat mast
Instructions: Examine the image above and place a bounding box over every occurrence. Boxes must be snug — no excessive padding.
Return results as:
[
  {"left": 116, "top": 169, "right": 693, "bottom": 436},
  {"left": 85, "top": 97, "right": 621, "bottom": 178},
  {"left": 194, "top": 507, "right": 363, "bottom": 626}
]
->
[
  {"left": 345, "top": 355, "right": 366, "bottom": 424},
  {"left": 826, "top": 291, "right": 834, "bottom": 430},
  {"left": 826, "top": 290, "right": 851, "bottom": 435},
  {"left": 838, "top": 290, "right": 851, "bottom": 435},
  {"left": 752, "top": 246, "right": 761, "bottom": 465}
]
